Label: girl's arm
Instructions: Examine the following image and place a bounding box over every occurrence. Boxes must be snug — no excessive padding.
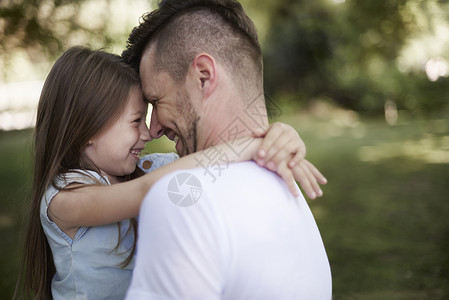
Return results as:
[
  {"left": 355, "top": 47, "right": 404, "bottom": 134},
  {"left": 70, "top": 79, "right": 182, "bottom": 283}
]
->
[
  {"left": 48, "top": 123, "right": 326, "bottom": 231},
  {"left": 48, "top": 136, "right": 265, "bottom": 232}
]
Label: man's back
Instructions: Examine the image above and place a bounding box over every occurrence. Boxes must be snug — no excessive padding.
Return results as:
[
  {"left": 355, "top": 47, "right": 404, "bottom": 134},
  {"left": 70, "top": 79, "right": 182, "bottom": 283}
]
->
[{"left": 127, "top": 161, "right": 331, "bottom": 299}]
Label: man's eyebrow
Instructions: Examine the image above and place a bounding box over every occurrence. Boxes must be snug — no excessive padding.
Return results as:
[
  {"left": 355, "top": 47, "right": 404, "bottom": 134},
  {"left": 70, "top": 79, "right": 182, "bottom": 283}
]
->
[
  {"left": 143, "top": 95, "right": 151, "bottom": 104},
  {"left": 145, "top": 95, "right": 159, "bottom": 104}
]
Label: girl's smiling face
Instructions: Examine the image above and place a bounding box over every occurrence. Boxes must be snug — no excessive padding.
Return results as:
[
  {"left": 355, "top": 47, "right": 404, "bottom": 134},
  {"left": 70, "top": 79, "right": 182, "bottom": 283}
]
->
[{"left": 83, "top": 85, "right": 150, "bottom": 184}]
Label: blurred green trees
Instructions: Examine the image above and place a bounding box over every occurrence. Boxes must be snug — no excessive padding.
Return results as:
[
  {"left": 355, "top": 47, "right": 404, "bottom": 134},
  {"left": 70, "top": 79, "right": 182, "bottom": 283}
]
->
[
  {"left": 1, "top": 0, "right": 449, "bottom": 115},
  {"left": 1, "top": 0, "right": 96, "bottom": 67},
  {"left": 0, "top": 0, "right": 151, "bottom": 80},
  {"left": 258, "top": 0, "right": 449, "bottom": 114}
]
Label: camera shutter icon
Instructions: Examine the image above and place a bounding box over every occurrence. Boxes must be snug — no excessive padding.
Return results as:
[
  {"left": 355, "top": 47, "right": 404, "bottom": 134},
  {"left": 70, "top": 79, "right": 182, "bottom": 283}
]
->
[{"left": 167, "top": 172, "right": 202, "bottom": 207}]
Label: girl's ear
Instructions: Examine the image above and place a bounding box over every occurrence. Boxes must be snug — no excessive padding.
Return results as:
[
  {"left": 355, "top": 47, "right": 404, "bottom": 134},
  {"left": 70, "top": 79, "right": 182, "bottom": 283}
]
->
[{"left": 189, "top": 52, "right": 217, "bottom": 98}]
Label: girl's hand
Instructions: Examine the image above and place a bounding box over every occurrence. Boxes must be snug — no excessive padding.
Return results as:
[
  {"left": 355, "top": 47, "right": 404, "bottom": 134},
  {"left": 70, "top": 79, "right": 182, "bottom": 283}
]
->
[{"left": 253, "top": 122, "right": 327, "bottom": 199}]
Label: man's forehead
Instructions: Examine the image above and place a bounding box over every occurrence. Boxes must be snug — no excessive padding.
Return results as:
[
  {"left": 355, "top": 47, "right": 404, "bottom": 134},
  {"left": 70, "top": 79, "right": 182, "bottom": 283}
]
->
[
  {"left": 139, "top": 47, "right": 158, "bottom": 93},
  {"left": 140, "top": 46, "right": 156, "bottom": 75}
]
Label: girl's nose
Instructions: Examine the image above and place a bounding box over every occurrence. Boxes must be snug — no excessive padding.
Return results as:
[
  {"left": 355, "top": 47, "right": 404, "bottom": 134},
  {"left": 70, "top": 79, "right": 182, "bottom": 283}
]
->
[{"left": 140, "top": 120, "right": 151, "bottom": 142}]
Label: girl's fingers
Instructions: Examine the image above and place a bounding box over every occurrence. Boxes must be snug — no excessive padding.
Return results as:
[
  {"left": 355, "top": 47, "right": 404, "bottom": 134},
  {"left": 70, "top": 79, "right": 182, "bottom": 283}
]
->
[
  {"left": 288, "top": 150, "right": 305, "bottom": 168},
  {"left": 276, "top": 162, "right": 300, "bottom": 197},
  {"left": 256, "top": 122, "right": 306, "bottom": 167},
  {"left": 252, "top": 126, "right": 267, "bottom": 138},
  {"left": 303, "top": 163, "right": 322, "bottom": 198},
  {"left": 263, "top": 128, "right": 296, "bottom": 161},
  {"left": 291, "top": 160, "right": 327, "bottom": 199},
  {"left": 303, "top": 160, "right": 327, "bottom": 185},
  {"left": 255, "top": 122, "right": 283, "bottom": 163},
  {"left": 291, "top": 161, "right": 315, "bottom": 199}
]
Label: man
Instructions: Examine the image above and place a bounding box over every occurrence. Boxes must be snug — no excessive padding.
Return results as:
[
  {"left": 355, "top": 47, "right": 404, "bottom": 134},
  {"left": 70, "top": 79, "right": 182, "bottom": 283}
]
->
[{"left": 123, "top": 0, "right": 332, "bottom": 299}]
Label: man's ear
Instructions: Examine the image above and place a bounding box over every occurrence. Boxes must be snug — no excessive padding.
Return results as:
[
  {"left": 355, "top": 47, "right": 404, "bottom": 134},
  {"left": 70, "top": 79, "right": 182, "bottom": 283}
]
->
[{"left": 190, "top": 53, "right": 217, "bottom": 98}]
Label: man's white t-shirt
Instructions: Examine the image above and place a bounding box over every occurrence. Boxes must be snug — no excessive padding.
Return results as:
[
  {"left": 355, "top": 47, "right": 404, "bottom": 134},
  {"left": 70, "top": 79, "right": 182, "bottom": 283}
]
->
[{"left": 126, "top": 161, "right": 332, "bottom": 299}]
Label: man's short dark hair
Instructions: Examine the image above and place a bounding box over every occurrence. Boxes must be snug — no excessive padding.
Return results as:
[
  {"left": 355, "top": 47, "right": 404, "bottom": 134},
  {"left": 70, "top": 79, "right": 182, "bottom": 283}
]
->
[{"left": 122, "top": 0, "right": 263, "bottom": 90}]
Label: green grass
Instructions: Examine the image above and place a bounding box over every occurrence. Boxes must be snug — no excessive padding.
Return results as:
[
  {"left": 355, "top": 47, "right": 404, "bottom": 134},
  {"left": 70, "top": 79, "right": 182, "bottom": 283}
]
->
[
  {"left": 0, "top": 129, "right": 33, "bottom": 297},
  {"left": 1, "top": 111, "right": 448, "bottom": 299},
  {"left": 273, "top": 111, "right": 449, "bottom": 299}
]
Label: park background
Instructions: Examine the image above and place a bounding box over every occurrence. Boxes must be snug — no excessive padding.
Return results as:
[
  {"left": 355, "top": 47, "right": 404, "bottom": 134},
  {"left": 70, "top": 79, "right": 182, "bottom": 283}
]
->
[{"left": 1, "top": 0, "right": 449, "bottom": 298}]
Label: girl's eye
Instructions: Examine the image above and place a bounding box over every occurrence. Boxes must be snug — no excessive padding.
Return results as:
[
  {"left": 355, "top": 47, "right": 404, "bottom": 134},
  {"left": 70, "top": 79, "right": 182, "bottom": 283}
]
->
[{"left": 134, "top": 118, "right": 142, "bottom": 123}]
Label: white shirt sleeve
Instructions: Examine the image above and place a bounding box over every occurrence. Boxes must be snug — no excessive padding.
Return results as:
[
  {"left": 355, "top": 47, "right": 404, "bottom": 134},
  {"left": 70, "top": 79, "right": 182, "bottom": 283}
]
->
[{"left": 125, "top": 173, "right": 227, "bottom": 300}]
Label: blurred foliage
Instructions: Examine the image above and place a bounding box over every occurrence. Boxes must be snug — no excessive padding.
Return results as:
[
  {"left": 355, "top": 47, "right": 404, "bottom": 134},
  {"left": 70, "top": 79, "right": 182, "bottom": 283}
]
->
[
  {"left": 0, "top": 0, "right": 148, "bottom": 79},
  {"left": 2, "top": 0, "right": 91, "bottom": 63},
  {"left": 260, "top": 0, "right": 449, "bottom": 115},
  {"left": 1, "top": 0, "right": 449, "bottom": 114}
]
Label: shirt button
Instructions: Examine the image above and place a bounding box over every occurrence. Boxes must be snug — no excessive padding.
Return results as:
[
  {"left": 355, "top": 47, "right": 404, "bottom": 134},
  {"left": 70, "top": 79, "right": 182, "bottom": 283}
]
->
[{"left": 142, "top": 160, "right": 153, "bottom": 169}]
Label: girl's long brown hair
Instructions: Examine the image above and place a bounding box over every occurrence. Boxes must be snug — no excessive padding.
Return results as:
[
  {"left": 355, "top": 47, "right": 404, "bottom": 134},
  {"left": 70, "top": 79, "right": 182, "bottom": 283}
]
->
[{"left": 16, "top": 47, "right": 141, "bottom": 299}]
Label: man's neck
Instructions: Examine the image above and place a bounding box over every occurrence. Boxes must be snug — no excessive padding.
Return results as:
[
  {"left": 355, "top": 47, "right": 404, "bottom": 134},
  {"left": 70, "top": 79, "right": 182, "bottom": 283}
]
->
[{"left": 198, "top": 95, "right": 269, "bottom": 150}]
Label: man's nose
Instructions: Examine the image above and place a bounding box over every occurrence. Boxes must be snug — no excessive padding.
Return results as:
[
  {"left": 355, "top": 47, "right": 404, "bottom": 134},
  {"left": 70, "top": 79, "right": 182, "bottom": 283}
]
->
[{"left": 149, "top": 109, "right": 165, "bottom": 139}]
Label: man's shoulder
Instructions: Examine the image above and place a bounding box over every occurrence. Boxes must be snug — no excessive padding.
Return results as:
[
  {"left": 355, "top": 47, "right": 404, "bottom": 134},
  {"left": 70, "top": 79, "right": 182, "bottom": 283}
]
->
[
  {"left": 143, "top": 160, "right": 295, "bottom": 210},
  {"left": 150, "top": 161, "right": 264, "bottom": 184},
  {"left": 190, "top": 160, "right": 276, "bottom": 180},
  {"left": 153, "top": 161, "right": 283, "bottom": 190}
]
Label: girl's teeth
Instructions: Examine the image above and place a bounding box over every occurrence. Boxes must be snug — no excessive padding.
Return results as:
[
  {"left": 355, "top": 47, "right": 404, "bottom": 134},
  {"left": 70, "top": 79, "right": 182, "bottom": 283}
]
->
[{"left": 174, "top": 136, "right": 179, "bottom": 143}]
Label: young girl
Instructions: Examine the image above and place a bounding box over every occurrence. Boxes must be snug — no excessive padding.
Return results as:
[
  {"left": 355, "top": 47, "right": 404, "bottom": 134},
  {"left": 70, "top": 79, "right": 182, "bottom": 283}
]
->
[{"left": 18, "top": 47, "right": 326, "bottom": 299}]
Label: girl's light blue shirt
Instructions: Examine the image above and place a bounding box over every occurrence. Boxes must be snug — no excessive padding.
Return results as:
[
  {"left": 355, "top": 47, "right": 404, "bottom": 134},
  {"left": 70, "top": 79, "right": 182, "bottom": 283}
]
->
[{"left": 40, "top": 153, "right": 178, "bottom": 300}]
